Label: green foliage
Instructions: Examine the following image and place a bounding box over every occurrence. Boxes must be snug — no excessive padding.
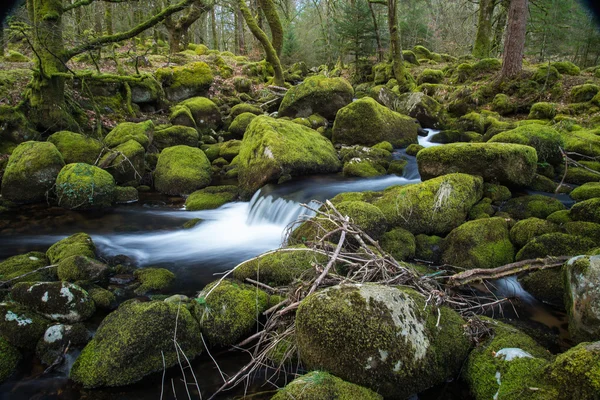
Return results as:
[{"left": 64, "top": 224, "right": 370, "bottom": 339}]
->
[{"left": 333, "top": 0, "right": 376, "bottom": 60}]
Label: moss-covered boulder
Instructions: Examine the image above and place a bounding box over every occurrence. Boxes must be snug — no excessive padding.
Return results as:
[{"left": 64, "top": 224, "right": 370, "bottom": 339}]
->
[
  {"left": 533, "top": 64, "right": 561, "bottom": 85},
  {"left": 492, "top": 94, "right": 515, "bottom": 115},
  {"left": 332, "top": 97, "right": 418, "bottom": 147},
  {"left": 547, "top": 209, "right": 572, "bottom": 224},
  {"left": 0, "top": 252, "right": 53, "bottom": 284},
  {"left": 342, "top": 158, "right": 386, "bottom": 177},
  {"left": 219, "top": 140, "right": 241, "bottom": 161},
  {"left": 564, "top": 221, "right": 600, "bottom": 243},
  {"left": 228, "top": 112, "right": 257, "bottom": 139},
  {"left": 55, "top": 163, "right": 116, "bottom": 210},
  {"left": 380, "top": 227, "right": 416, "bottom": 261},
  {"left": 417, "top": 143, "right": 537, "bottom": 187},
  {"left": 272, "top": 371, "right": 383, "bottom": 400},
  {"left": 47, "top": 233, "right": 96, "bottom": 264},
  {"left": 279, "top": 75, "right": 353, "bottom": 120},
  {"left": 441, "top": 217, "right": 514, "bottom": 269},
  {"left": 237, "top": 116, "right": 340, "bottom": 197},
  {"left": 1, "top": 141, "right": 65, "bottom": 204},
  {"left": 133, "top": 268, "right": 175, "bottom": 295},
  {"left": 36, "top": 323, "right": 89, "bottom": 366},
  {"left": 381, "top": 90, "right": 444, "bottom": 129},
  {"left": 483, "top": 183, "right": 512, "bottom": 203},
  {"left": 570, "top": 197, "right": 600, "bottom": 224},
  {"left": 563, "top": 255, "right": 600, "bottom": 343},
  {"left": 417, "top": 68, "right": 444, "bottom": 84},
  {"left": 527, "top": 102, "right": 557, "bottom": 120},
  {"left": 550, "top": 61, "right": 580, "bottom": 75},
  {"left": 230, "top": 103, "right": 262, "bottom": 118},
  {"left": 70, "top": 300, "right": 203, "bottom": 387},
  {"left": 47, "top": 131, "right": 104, "bottom": 165},
  {"left": 502, "top": 194, "right": 565, "bottom": 220},
  {"left": 547, "top": 341, "right": 600, "bottom": 398},
  {"left": 0, "top": 337, "right": 20, "bottom": 383},
  {"left": 516, "top": 233, "right": 596, "bottom": 261},
  {"left": 520, "top": 268, "right": 564, "bottom": 307},
  {"left": 99, "top": 139, "right": 145, "bottom": 184},
  {"left": 570, "top": 84, "right": 599, "bottom": 103},
  {"left": 0, "top": 302, "right": 50, "bottom": 349},
  {"left": 154, "top": 145, "right": 211, "bottom": 195},
  {"left": 487, "top": 124, "right": 563, "bottom": 165},
  {"left": 114, "top": 186, "right": 138, "bottom": 204},
  {"left": 509, "top": 217, "right": 559, "bottom": 249},
  {"left": 415, "top": 234, "right": 443, "bottom": 263},
  {"left": 155, "top": 61, "right": 213, "bottom": 102},
  {"left": 11, "top": 281, "right": 95, "bottom": 323},
  {"left": 296, "top": 284, "right": 470, "bottom": 398},
  {"left": 185, "top": 185, "right": 238, "bottom": 210},
  {"left": 195, "top": 280, "right": 272, "bottom": 346},
  {"left": 57, "top": 255, "right": 108, "bottom": 283},
  {"left": 561, "top": 128, "right": 600, "bottom": 159},
  {"left": 170, "top": 97, "right": 221, "bottom": 134},
  {"left": 464, "top": 318, "right": 554, "bottom": 400},
  {"left": 103, "top": 120, "right": 153, "bottom": 150},
  {"left": 153, "top": 125, "right": 199, "bottom": 151},
  {"left": 373, "top": 173, "right": 483, "bottom": 235}
]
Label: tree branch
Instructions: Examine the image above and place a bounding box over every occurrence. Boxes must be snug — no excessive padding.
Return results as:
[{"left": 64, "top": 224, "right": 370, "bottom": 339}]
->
[{"left": 63, "top": 0, "right": 139, "bottom": 13}]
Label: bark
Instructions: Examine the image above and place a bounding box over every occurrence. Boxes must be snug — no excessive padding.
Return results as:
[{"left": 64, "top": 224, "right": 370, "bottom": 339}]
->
[
  {"left": 387, "top": 0, "right": 405, "bottom": 85},
  {"left": 237, "top": 8, "right": 246, "bottom": 54},
  {"left": 238, "top": 0, "right": 285, "bottom": 87},
  {"left": 164, "top": 0, "right": 209, "bottom": 54},
  {"left": 368, "top": 1, "right": 383, "bottom": 62},
  {"left": 491, "top": 0, "right": 508, "bottom": 55},
  {"left": 499, "top": 0, "right": 528, "bottom": 80},
  {"left": 472, "top": 0, "right": 495, "bottom": 58},
  {"left": 258, "top": 0, "right": 283, "bottom": 57},
  {"left": 104, "top": 2, "right": 113, "bottom": 35},
  {"left": 0, "top": 24, "right": 5, "bottom": 58},
  {"left": 210, "top": 6, "right": 218, "bottom": 50}
]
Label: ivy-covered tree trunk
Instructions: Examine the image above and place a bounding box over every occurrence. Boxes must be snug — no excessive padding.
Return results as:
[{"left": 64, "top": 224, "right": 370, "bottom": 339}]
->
[
  {"left": 387, "top": 0, "right": 405, "bottom": 86},
  {"left": 491, "top": 0, "right": 508, "bottom": 55},
  {"left": 499, "top": 0, "right": 528, "bottom": 80},
  {"left": 211, "top": 6, "right": 218, "bottom": 50},
  {"left": 164, "top": 0, "right": 209, "bottom": 54},
  {"left": 473, "top": 0, "right": 495, "bottom": 58},
  {"left": 258, "top": 0, "right": 283, "bottom": 57},
  {"left": 104, "top": 3, "right": 113, "bottom": 36}
]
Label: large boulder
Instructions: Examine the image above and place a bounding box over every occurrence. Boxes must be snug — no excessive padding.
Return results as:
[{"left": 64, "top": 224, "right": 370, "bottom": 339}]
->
[
  {"left": 332, "top": 97, "right": 418, "bottom": 147},
  {"left": 169, "top": 97, "right": 221, "bottom": 134},
  {"left": 0, "top": 252, "right": 53, "bottom": 284},
  {"left": 442, "top": 217, "right": 514, "bottom": 269},
  {"left": 70, "top": 300, "right": 203, "bottom": 387},
  {"left": 564, "top": 255, "right": 600, "bottom": 343},
  {"left": 378, "top": 89, "right": 445, "bottom": 129},
  {"left": 11, "top": 281, "right": 96, "bottom": 323},
  {"left": 0, "top": 302, "right": 50, "bottom": 349},
  {"left": 372, "top": 173, "right": 483, "bottom": 235},
  {"left": 547, "top": 341, "right": 600, "bottom": 398},
  {"left": 152, "top": 125, "right": 199, "bottom": 151},
  {"left": 516, "top": 233, "right": 596, "bottom": 261},
  {"left": 57, "top": 255, "right": 109, "bottom": 283},
  {"left": 296, "top": 284, "right": 471, "bottom": 398},
  {"left": 103, "top": 120, "right": 153, "bottom": 150},
  {"left": 1, "top": 141, "right": 65, "bottom": 204},
  {"left": 0, "top": 337, "right": 20, "bottom": 383},
  {"left": 570, "top": 197, "right": 600, "bottom": 224},
  {"left": 55, "top": 163, "right": 116, "bottom": 210},
  {"left": 47, "top": 131, "right": 104, "bottom": 165},
  {"left": 487, "top": 124, "right": 564, "bottom": 166},
  {"left": 237, "top": 116, "right": 340, "bottom": 197},
  {"left": 272, "top": 371, "right": 383, "bottom": 400},
  {"left": 417, "top": 143, "right": 538, "bottom": 187},
  {"left": 502, "top": 194, "right": 565, "bottom": 220},
  {"left": 155, "top": 61, "right": 213, "bottom": 102},
  {"left": 154, "top": 145, "right": 211, "bottom": 195},
  {"left": 99, "top": 139, "right": 145, "bottom": 184},
  {"left": 278, "top": 75, "right": 353, "bottom": 120},
  {"left": 36, "top": 323, "right": 89, "bottom": 366},
  {"left": 46, "top": 233, "right": 96, "bottom": 264},
  {"left": 509, "top": 218, "right": 559, "bottom": 249}
]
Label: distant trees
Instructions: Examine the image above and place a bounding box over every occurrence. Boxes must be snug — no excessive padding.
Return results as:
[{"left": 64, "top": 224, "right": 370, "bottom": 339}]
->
[
  {"left": 472, "top": 0, "right": 496, "bottom": 58},
  {"left": 334, "top": 0, "right": 375, "bottom": 61}
]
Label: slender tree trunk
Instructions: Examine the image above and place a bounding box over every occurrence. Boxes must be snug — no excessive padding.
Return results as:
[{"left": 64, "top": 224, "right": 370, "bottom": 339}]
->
[
  {"left": 491, "top": 0, "right": 508, "bottom": 55},
  {"left": 104, "top": 3, "right": 113, "bottom": 35},
  {"left": 238, "top": 8, "right": 246, "bottom": 54},
  {"left": 0, "top": 25, "right": 5, "bottom": 58},
  {"left": 258, "top": 0, "right": 283, "bottom": 57},
  {"left": 211, "top": 7, "right": 218, "bottom": 50},
  {"left": 499, "top": 0, "right": 528, "bottom": 80},
  {"left": 472, "top": 0, "right": 495, "bottom": 58},
  {"left": 368, "top": 1, "right": 383, "bottom": 62},
  {"left": 387, "top": 0, "right": 405, "bottom": 85}
]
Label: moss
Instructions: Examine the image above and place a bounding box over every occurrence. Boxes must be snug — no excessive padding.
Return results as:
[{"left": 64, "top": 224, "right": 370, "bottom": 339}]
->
[
  {"left": 483, "top": 183, "right": 512, "bottom": 203},
  {"left": 387, "top": 159, "right": 408, "bottom": 176},
  {"left": 99, "top": 139, "right": 145, "bottom": 185},
  {"left": 342, "top": 158, "right": 386, "bottom": 177},
  {"left": 153, "top": 125, "right": 199, "bottom": 151},
  {"left": 417, "top": 68, "right": 444, "bottom": 84},
  {"left": 114, "top": 186, "right": 138, "bottom": 204},
  {"left": 171, "top": 97, "right": 221, "bottom": 134},
  {"left": 570, "top": 182, "right": 600, "bottom": 201},
  {"left": 550, "top": 61, "right": 580, "bottom": 75},
  {"left": 0, "top": 252, "right": 52, "bottom": 283},
  {"left": 88, "top": 287, "right": 116, "bottom": 310},
  {"left": 546, "top": 210, "right": 572, "bottom": 224},
  {"left": 333, "top": 97, "right": 418, "bottom": 147},
  {"left": 472, "top": 58, "right": 502, "bottom": 73},
  {"left": 528, "top": 102, "right": 557, "bottom": 120},
  {"left": 237, "top": 116, "right": 340, "bottom": 197},
  {"left": 492, "top": 94, "right": 515, "bottom": 115},
  {"left": 417, "top": 143, "right": 538, "bottom": 187},
  {"left": 405, "top": 144, "right": 423, "bottom": 156},
  {"left": 563, "top": 255, "right": 600, "bottom": 342},
  {"left": 570, "top": 197, "right": 600, "bottom": 223},
  {"left": 570, "top": 84, "right": 599, "bottom": 103},
  {"left": 516, "top": 232, "right": 596, "bottom": 261},
  {"left": 548, "top": 342, "right": 600, "bottom": 398},
  {"left": 1, "top": 141, "right": 65, "bottom": 204},
  {"left": 47, "top": 233, "right": 96, "bottom": 264},
  {"left": 57, "top": 255, "right": 108, "bottom": 283},
  {"left": 36, "top": 323, "right": 89, "bottom": 366},
  {"left": 103, "top": 120, "right": 153, "bottom": 150},
  {"left": 530, "top": 174, "right": 560, "bottom": 193},
  {"left": 230, "top": 103, "right": 262, "bottom": 118},
  {"left": 563, "top": 221, "right": 600, "bottom": 243},
  {"left": 48, "top": 131, "right": 103, "bottom": 164},
  {"left": 533, "top": 64, "right": 561, "bottom": 85},
  {"left": 456, "top": 63, "right": 474, "bottom": 82},
  {"left": 278, "top": 75, "right": 353, "bottom": 120},
  {"left": 564, "top": 167, "right": 600, "bottom": 185},
  {"left": 520, "top": 268, "right": 564, "bottom": 308},
  {"left": 502, "top": 195, "right": 565, "bottom": 220},
  {"left": 0, "top": 337, "right": 20, "bottom": 383},
  {"left": 561, "top": 128, "right": 600, "bottom": 159},
  {"left": 133, "top": 268, "right": 175, "bottom": 295},
  {"left": 468, "top": 198, "right": 495, "bottom": 219},
  {"left": 509, "top": 217, "right": 559, "bottom": 249},
  {"left": 202, "top": 143, "right": 222, "bottom": 161},
  {"left": 489, "top": 124, "right": 564, "bottom": 166},
  {"left": 414, "top": 234, "right": 443, "bottom": 263},
  {"left": 219, "top": 140, "right": 241, "bottom": 161},
  {"left": 233, "top": 246, "right": 326, "bottom": 286},
  {"left": 380, "top": 227, "right": 416, "bottom": 261},
  {"left": 70, "top": 300, "right": 202, "bottom": 388},
  {"left": 370, "top": 141, "right": 393, "bottom": 153},
  {"left": 0, "top": 302, "right": 50, "bottom": 349},
  {"left": 441, "top": 217, "right": 514, "bottom": 269},
  {"left": 413, "top": 45, "right": 433, "bottom": 60},
  {"left": 185, "top": 185, "right": 238, "bottom": 210},
  {"left": 55, "top": 163, "right": 115, "bottom": 210},
  {"left": 5, "top": 50, "right": 29, "bottom": 62},
  {"left": 154, "top": 145, "right": 212, "bottom": 196},
  {"left": 386, "top": 91, "right": 445, "bottom": 129},
  {"left": 272, "top": 371, "right": 383, "bottom": 400},
  {"left": 195, "top": 279, "right": 271, "bottom": 346},
  {"left": 155, "top": 61, "right": 213, "bottom": 102},
  {"left": 228, "top": 112, "right": 257, "bottom": 139},
  {"left": 182, "top": 218, "right": 202, "bottom": 229}
]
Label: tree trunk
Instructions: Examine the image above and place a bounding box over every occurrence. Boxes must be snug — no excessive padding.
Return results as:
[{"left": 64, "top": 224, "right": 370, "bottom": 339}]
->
[
  {"left": 0, "top": 24, "right": 5, "bottom": 58},
  {"left": 472, "top": 0, "right": 495, "bottom": 58},
  {"left": 491, "top": 0, "right": 508, "bottom": 55},
  {"left": 238, "top": 8, "right": 246, "bottom": 54},
  {"left": 104, "top": 3, "right": 113, "bottom": 36},
  {"left": 238, "top": 0, "right": 285, "bottom": 86},
  {"left": 164, "top": 0, "right": 209, "bottom": 54},
  {"left": 258, "top": 0, "right": 283, "bottom": 57},
  {"left": 387, "top": 0, "right": 405, "bottom": 85},
  {"left": 211, "top": 6, "right": 218, "bottom": 50},
  {"left": 499, "top": 0, "right": 528, "bottom": 80},
  {"left": 368, "top": 1, "right": 383, "bottom": 62}
]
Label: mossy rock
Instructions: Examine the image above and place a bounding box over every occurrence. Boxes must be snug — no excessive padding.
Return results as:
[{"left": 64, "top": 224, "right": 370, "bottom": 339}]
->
[
  {"left": 155, "top": 61, "right": 213, "bottom": 102},
  {"left": 472, "top": 58, "right": 502, "bottom": 73},
  {"left": 570, "top": 84, "right": 599, "bottom": 103},
  {"left": 279, "top": 75, "right": 353, "bottom": 120},
  {"left": 0, "top": 337, "right": 20, "bottom": 383},
  {"left": 153, "top": 125, "right": 199, "bottom": 151},
  {"left": 483, "top": 183, "right": 512, "bottom": 203},
  {"left": 550, "top": 61, "right": 580, "bottom": 75},
  {"left": 195, "top": 280, "right": 272, "bottom": 346},
  {"left": 564, "top": 167, "right": 600, "bottom": 185},
  {"left": 515, "top": 233, "right": 596, "bottom": 261},
  {"left": 0, "top": 252, "right": 53, "bottom": 284},
  {"left": 380, "top": 227, "right": 416, "bottom": 261},
  {"left": 0, "top": 302, "right": 50, "bottom": 349},
  {"left": 381, "top": 90, "right": 445, "bottom": 129},
  {"left": 47, "top": 233, "right": 96, "bottom": 264},
  {"left": 12, "top": 281, "right": 95, "bottom": 323},
  {"left": 563, "top": 221, "right": 600, "bottom": 243},
  {"left": 561, "top": 128, "right": 600, "bottom": 159},
  {"left": 103, "top": 120, "right": 154, "bottom": 150},
  {"left": 441, "top": 217, "right": 514, "bottom": 269},
  {"left": 55, "top": 163, "right": 116, "bottom": 210},
  {"left": 5, "top": 50, "right": 29, "bottom": 62},
  {"left": 233, "top": 246, "right": 326, "bottom": 286},
  {"left": 406, "top": 144, "right": 424, "bottom": 156},
  {"left": 492, "top": 94, "right": 516, "bottom": 115},
  {"left": 170, "top": 97, "right": 221, "bottom": 134},
  {"left": 533, "top": 64, "right": 561, "bottom": 85},
  {"left": 237, "top": 116, "right": 340, "bottom": 197},
  {"left": 530, "top": 174, "right": 560, "bottom": 193},
  {"left": 332, "top": 97, "right": 418, "bottom": 148},
  {"left": 133, "top": 268, "right": 175, "bottom": 295},
  {"left": 219, "top": 140, "right": 241, "bottom": 161},
  {"left": 546, "top": 209, "right": 572, "bottom": 225},
  {"left": 296, "top": 284, "right": 470, "bottom": 398},
  {"left": 36, "top": 323, "right": 89, "bottom": 366},
  {"left": 569, "top": 197, "right": 600, "bottom": 224},
  {"left": 272, "top": 371, "right": 383, "bottom": 400},
  {"left": 502, "top": 195, "right": 565, "bottom": 220},
  {"left": 154, "top": 145, "right": 211, "bottom": 196},
  {"left": 114, "top": 186, "right": 138, "bottom": 204},
  {"left": 413, "top": 45, "right": 433, "bottom": 60},
  {"left": 185, "top": 185, "right": 238, "bottom": 210},
  {"left": 563, "top": 255, "right": 600, "bottom": 343},
  {"left": 528, "top": 102, "right": 557, "bottom": 120},
  {"left": 99, "top": 139, "right": 145, "bottom": 184},
  {"left": 228, "top": 112, "right": 257, "bottom": 139},
  {"left": 202, "top": 142, "right": 222, "bottom": 161},
  {"left": 229, "top": 103, "right": 262, "bottom": 118},
  {"left": 429, "top": 130, "right": 482, "bottom": 144},
  {"left": 520, "top": 268, "right": 565, "bottom": 308},
  {"left": 417, "top": 143, "right": 538, "bottom": 187},
  {"left": 342, "top": 158, "right": 386, "bottom": 177},
  {"left": 70, "top": 300, "right": 203, "bottom": 388},
  {"left": 570, "top": 182, "right": 600, "bottom": 201},
  {"left": 47, "top": 131, "right": 104, "bottom": 164},
  {"left": 417, "top": 68, "right": 444, "bottom": 84},
  {"left": 468, "top": 198, "right": 495, "bottom": 220},
  {"left": 509, "top": 217, "right": 559, "bottom": 249},
  {"left": 414, "top": 234, "right": 443, "bottom": 263},
  {"left": 88, "top": 287, "right": 116, "bottom": 310},
  {"left": 57, "top": 255, "right": 109, "bottom": 283},
  {"left": 1, "top": 141, "right": 65, "bottom": 204},
  {"left": 548, "top": 341, "right": 600, "bottom": 398}
]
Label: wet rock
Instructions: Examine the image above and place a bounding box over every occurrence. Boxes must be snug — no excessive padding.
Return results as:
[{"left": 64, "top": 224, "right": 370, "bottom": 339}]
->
[
  {"left": 520, "top": 268, "right": 564, "bottom": 308},
  {"left": 272, "top": 371, "right": 383, "bottom": 400},
  {"left": 564, "top": 255, "right": 600, "bottom": 343},
  {"left": 185, "top": 185, "right": 238, "bottom": 211},
  {"left": 46, "top": 233, "right": 96, "bottom": 264},
  {"left": 0, "top": 337, "right": 20, "bottom": 383},
  {"left": 133, "top": 268, "right": 175, "bottom": 295},
  {"left": 35, "top": 323, "right": 90, "bottom": 365},
  {"left": 47, "top": 131, "right": 104, "bottom": 165},
  {"left": 0, "top": 302, "right": 50, "bottom": 349},
  {"left": 55, "top": 163, "right": 116, "bottom": 210},
  {"left": 87, "top": 287, "right": 116, "bottom": 310},
  {"left": 154, "top": 145, "right": 211, "bottom": 196},
  {"left": 0, "top": 252, "right": 53, "bottom": 284},
  {"left": 57, "top": 255, "right": 109, "bottom": 283}
]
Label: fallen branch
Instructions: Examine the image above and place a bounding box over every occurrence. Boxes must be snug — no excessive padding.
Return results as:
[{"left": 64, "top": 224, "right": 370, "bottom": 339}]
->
[{"left": 0, "top": 264, "right": 57, "bottom": 288}]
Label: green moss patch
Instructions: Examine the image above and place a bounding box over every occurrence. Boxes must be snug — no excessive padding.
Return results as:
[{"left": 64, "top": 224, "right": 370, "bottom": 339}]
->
[
  {"left": 154, "top": 145, "right": 212, "bottom": 196},
  {"left": 56, "top": 163, "right": 116, "bottom": 210},
  {"left": 185, "top": 185, "right": 238, "bottom": 210},
  {"left": 272, "top": 371, "right": 383, "bottom": 400}
]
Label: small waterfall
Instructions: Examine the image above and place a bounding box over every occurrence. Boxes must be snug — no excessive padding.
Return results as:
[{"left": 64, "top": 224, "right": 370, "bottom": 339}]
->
[
  {"left": 246, "top": 189, "right": 318, "bottom": 227},
  {"left": 418, "top": 129, "right": 442, "bottom": 148}
]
